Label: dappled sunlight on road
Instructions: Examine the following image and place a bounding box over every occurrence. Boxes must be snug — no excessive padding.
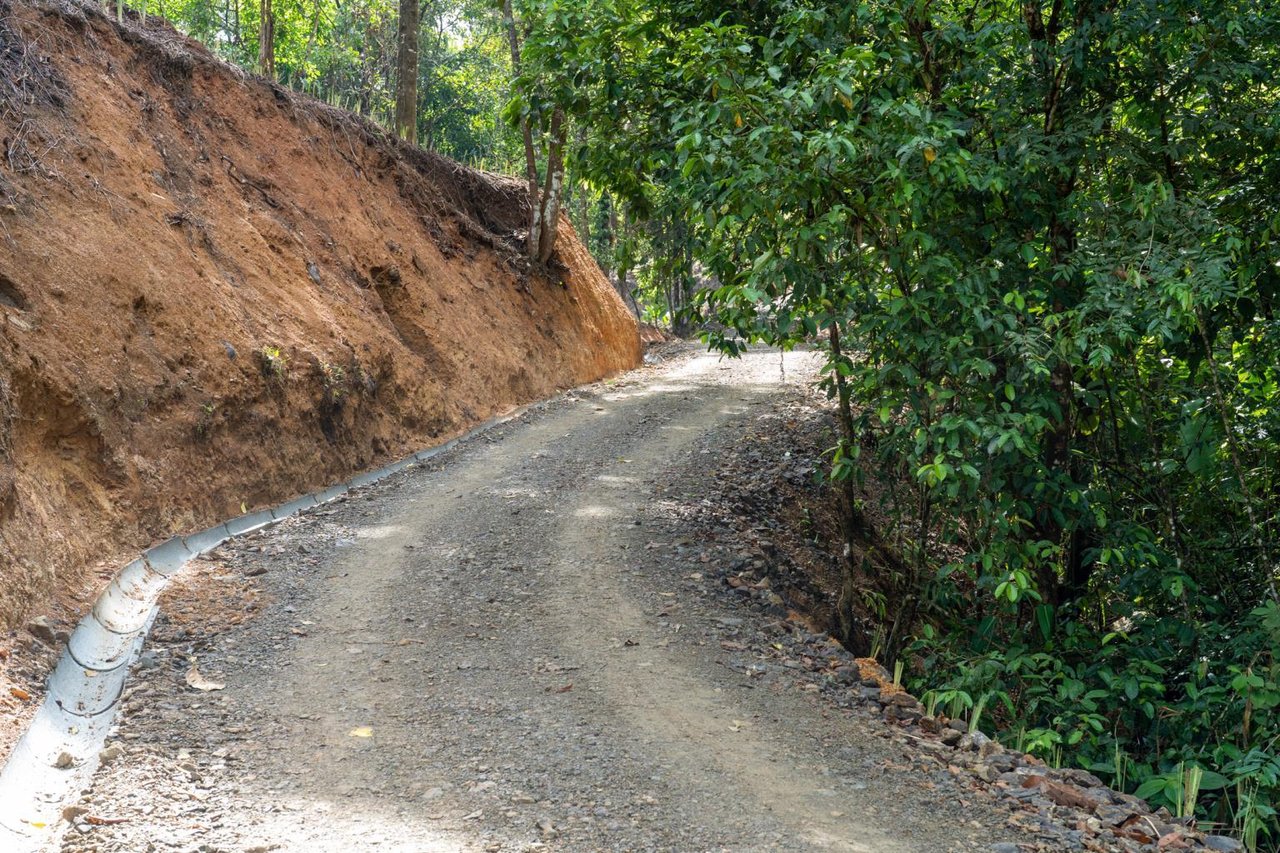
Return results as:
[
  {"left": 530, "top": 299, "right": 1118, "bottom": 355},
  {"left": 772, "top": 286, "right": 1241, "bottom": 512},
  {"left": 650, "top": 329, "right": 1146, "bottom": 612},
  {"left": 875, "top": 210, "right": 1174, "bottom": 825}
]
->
[
  {"left": 243, "top": 792, "right": 481, "bottom": 853},
  {"left": 574, "top": 504, "right": 620, "bottom": 519},
  {"left": 601, "top": 380, "right": 699, "bottom": 401},
  {"left": 594, "top": 474, "right": 640, "bottom": 487},
  {"left": 352, "top": 524, "right": 408, "bottom": 540}
]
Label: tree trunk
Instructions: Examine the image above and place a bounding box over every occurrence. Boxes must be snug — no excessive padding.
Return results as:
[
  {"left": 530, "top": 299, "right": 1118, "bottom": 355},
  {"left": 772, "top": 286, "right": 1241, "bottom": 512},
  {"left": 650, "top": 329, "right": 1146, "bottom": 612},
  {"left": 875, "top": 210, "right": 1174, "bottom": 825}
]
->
[
  {"left": 395, "top": 0, "right": 420, "bottom": 144},
  {"left": 257, "top": 0, "right": 274, "bottom": 78},
  {"left": 608, "top": 196, "right": 620, "bottom": 282},
  {"left": 608, "top": 202, "right": 639, "bottom": 317},
  {"left": 501, "top": 0, "right": 542, "bottom": 263},
  {"left": 534, "top": 107, "right": 567, "bottom": 265},
  {"left": 681, "top": 229, "right": 695, "bottom": 332},
  {"left": 577, "top": 184, "right": 590, "bottom": 247},
  {"left": 573, "top": 127, "right": 590, "bottom": 247},
  {"left": 1021, "top": 0, "right": 1109, "bottom": 605}
]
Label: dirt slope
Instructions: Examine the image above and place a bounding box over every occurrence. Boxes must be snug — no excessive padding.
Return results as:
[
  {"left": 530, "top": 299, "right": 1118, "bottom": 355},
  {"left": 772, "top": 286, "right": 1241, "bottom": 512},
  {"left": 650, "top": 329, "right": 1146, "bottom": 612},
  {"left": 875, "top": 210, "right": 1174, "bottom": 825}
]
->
[{"left": 0, "top": 0, "right": 639, "bottom": 632}]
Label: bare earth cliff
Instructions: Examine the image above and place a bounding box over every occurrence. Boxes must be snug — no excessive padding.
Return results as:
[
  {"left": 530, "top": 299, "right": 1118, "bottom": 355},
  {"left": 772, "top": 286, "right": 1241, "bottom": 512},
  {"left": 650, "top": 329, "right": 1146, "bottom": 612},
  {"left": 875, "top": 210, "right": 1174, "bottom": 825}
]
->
[{"left": 0, "top": 0, "right": 640, "bottom": 635}]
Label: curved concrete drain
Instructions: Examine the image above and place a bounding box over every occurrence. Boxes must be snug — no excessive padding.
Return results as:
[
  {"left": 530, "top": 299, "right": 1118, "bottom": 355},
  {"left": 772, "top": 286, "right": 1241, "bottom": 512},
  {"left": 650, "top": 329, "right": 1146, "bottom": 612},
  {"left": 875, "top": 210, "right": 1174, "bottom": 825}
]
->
[{"left": 0, "top": 412, "right": 521, "bottom": 850}]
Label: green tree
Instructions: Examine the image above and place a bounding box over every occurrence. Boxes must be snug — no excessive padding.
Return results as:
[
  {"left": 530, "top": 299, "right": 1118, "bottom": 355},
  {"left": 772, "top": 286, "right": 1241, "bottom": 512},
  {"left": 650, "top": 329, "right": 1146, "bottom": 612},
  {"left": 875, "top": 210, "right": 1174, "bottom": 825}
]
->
[
  {"left": 257, "top": 0, "right": 273, "bottom": 76},
  {"left": 395, "top": 0, "right": 420, "bottom": 143},
  {"left": 502, "top": 0, "right": 568, "bottom": 264},
  {"left": 519, "top": 0, "right": 1280, "bottom": 840}
]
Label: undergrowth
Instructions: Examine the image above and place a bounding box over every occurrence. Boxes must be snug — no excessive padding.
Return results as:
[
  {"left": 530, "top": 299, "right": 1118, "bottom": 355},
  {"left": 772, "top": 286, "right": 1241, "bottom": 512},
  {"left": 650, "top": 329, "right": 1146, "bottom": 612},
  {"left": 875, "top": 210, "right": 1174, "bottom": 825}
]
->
[{"left": 908, "top": 602, "right": 1280, "bottom": 846}]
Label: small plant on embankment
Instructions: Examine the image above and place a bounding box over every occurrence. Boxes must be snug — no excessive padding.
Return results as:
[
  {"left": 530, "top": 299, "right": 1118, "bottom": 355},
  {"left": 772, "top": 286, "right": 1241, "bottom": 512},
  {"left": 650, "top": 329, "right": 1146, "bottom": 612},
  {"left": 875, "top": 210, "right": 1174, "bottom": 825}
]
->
[
  {"left": 258, "top": 345, "right": 288, "bottom": 383},
  {"left": 318, "top": 361, "right": 347, "bottom": 407},
  {"left": 193, "top": 402, "right": 216, "bottom": 440}
]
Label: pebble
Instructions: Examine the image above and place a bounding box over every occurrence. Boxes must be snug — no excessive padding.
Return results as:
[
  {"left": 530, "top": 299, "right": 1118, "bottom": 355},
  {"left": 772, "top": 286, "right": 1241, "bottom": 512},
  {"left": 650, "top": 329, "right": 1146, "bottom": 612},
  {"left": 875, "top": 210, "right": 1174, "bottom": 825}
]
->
[{"left": 26, "top": 616, "right": 58, "bottom": 646}]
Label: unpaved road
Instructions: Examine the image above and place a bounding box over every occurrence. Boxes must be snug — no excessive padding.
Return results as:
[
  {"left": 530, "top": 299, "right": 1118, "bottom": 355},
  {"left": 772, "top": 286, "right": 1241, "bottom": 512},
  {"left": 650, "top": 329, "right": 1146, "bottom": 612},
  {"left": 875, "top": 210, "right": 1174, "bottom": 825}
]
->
[{"left": 60, "top": 348, "right": 1017, "bottom": 853}]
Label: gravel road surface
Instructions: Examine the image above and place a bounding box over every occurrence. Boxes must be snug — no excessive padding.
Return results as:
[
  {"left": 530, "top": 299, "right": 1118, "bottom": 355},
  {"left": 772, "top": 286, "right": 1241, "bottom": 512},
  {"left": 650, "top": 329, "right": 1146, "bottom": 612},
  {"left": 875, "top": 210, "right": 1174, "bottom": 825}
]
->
[{"left": 58, "top": 347, "right": 1017, "bottom": 853}]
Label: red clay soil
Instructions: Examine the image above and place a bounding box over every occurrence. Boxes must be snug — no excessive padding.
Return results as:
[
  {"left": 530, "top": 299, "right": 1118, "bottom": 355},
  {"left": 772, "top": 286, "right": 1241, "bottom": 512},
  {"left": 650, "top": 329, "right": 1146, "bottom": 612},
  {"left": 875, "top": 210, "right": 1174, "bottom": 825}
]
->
[{"left": 0, "top": 0, "right": 639, "bottom": 641}]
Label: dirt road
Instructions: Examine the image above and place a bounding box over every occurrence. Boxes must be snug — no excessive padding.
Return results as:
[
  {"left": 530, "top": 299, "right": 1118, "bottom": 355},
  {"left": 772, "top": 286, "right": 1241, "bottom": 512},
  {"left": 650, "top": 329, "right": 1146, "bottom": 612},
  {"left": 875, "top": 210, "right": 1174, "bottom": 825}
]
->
[{"left": 59, "top": 348, "right": 1015, "bottom": 852}]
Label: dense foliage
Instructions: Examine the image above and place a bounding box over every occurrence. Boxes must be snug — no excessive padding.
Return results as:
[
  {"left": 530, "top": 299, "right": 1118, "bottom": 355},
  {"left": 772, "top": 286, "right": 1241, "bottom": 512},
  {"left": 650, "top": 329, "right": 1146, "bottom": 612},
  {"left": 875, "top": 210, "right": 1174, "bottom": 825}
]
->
[{"left": 512, "top": 0, "right": 1280, "bottom": 846}]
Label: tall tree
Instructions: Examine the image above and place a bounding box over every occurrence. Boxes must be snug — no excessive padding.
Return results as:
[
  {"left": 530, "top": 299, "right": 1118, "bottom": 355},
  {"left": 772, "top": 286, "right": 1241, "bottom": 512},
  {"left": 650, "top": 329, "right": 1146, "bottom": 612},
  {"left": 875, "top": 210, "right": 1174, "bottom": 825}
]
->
[
  {"left": 531, "top": 104, "right": 565, "bottom": 264},
  {"left": 502, "top": 0, "right": 566, "bottom": 266},
  {"left": 395, "top": 0, "right": 420, "bottom": 144},
  {"left": 257, "top": 0, "right": 274, "bottom": 78}
]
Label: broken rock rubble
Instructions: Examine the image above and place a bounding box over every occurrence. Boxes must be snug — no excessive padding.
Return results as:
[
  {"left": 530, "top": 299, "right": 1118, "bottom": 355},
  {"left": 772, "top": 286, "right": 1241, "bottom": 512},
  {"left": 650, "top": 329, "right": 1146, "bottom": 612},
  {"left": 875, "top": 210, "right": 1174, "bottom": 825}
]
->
[{"left": 712, "top": 599, "right": 1241, "bottom": 853}]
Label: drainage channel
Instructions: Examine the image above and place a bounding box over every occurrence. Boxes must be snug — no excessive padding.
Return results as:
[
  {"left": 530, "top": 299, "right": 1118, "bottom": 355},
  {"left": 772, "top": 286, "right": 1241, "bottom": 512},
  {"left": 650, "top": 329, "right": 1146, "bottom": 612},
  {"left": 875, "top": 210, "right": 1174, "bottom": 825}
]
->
[{"left": 0, "top": 410, "right": 524, "bottom": 851}]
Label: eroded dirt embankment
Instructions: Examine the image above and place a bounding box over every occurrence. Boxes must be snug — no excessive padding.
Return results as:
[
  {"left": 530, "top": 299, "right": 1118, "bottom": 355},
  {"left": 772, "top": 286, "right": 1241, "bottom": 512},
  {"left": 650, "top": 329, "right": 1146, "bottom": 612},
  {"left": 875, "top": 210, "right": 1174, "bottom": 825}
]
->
[{"left": 0, "top": 0, "right": 639, "bottom": 635}]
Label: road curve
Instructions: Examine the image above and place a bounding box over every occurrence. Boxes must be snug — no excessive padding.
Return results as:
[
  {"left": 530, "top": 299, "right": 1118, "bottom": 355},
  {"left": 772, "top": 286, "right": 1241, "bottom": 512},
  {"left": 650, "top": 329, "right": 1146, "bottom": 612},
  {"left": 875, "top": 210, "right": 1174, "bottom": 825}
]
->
[{"left": 59, "top": 348, "right": 1007, "bottom": 853}]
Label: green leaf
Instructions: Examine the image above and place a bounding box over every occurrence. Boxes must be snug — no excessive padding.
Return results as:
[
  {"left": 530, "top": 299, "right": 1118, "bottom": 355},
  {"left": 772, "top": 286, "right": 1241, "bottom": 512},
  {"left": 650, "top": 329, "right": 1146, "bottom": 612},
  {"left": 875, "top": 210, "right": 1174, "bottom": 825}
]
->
[
  {"left": 1134, "top": 778, "right": 1167, "bottom": 800},
  {"left": 1196, "top": 771, "right": 1230, "bottom": 791}
]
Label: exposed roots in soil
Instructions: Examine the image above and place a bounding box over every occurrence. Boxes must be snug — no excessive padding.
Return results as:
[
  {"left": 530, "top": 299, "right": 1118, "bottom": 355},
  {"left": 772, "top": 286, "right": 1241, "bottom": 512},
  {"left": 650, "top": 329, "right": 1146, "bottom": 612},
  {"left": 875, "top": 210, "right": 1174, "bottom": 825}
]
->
[{"left": 0, "top": 0, "right": 69, "bottom": 202}]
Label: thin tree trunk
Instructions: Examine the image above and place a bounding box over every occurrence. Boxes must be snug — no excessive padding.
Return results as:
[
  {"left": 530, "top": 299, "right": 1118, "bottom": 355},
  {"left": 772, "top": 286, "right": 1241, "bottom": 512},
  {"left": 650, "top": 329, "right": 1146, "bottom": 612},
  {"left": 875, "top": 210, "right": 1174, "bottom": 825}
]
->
[
  {"left": 1024, "top": 3, "right": 1099, "bottom": 604},
  {"left": 502, "top": 0, "right": 542, "bottom": 263},
  {"left": 829, "top": 321, "right": 912, "bottom": 654},
  {"left": 610, "top": 204, "right": 639, "bottom": 317},
  {"left": 681, "top": 230, "right": 694, "bottom": 332},
  {"left": 258, "top": 0, "right": 275, "bottom": 78},
  {"left": 577, "top": 183, "right": 590, "bottom": 247},
  {"left": 395, "top": 0, "right": 420, "bottom": 144},
  {"left": 535, "top": 107, "right": 567, "bottom": 264},
  {"left": 300, "top": 0, "right": 325, "bottom": 89},
  {"left": 670, "top": 218, "right": 692, "bottom": 336},
  {"left": 574, "top": 127, "right": 590, "bottom": 246},
  {"left": 608, "top": 196, "right": 620, "bottom": 284}
]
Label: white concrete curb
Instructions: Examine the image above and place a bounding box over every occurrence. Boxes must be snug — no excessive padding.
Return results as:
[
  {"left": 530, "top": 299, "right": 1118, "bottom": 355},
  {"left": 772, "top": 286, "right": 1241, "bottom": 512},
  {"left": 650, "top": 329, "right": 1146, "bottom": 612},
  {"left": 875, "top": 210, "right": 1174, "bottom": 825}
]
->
[{"left": 0, "top": 409, "right": 526, "bottom": 850}]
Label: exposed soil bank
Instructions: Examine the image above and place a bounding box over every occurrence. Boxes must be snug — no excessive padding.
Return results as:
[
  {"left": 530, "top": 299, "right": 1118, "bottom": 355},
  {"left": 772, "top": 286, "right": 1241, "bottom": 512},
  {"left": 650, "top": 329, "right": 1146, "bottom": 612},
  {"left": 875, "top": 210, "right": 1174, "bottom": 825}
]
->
[{"left": 0, "top": 0, "right": 639, "bottom": 639}]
